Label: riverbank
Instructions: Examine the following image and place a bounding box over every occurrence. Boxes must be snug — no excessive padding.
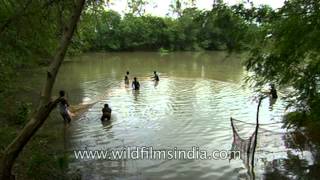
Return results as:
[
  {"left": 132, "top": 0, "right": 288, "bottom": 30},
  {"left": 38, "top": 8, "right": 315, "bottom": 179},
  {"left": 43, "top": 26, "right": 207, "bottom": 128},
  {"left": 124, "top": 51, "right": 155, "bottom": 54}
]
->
[
  {"left": 0, "top": 67, "right": 70, "bottom": 179},
  {"left": 0, "top": 113, "right": 68, "bottom": 179}
]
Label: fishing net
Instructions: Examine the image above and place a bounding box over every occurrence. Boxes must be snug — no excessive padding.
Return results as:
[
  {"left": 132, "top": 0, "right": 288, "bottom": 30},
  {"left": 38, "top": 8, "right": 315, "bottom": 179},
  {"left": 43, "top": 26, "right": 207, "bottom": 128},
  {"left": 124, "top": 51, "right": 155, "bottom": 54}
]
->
[
  {"left": 230, "top": 117, "right": 257, "bottom": 176},
  {"left": 230, "top": 116, "right": 288, "bottom": 179}
]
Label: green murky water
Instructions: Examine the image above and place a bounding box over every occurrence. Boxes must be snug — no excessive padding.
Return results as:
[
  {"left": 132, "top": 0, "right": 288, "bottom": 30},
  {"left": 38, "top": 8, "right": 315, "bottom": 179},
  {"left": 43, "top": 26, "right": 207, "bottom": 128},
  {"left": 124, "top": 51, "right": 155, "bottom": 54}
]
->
[{"left": 48, "top": 52, "right": 319, "bottom": 179}]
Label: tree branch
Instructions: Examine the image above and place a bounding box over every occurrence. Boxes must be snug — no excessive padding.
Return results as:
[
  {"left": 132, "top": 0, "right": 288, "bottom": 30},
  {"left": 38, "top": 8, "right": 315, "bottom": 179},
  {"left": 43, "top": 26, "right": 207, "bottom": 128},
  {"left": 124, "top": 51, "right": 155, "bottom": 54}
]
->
[{"left": 0, "top": 0, "right": 86, "bottom": 179}]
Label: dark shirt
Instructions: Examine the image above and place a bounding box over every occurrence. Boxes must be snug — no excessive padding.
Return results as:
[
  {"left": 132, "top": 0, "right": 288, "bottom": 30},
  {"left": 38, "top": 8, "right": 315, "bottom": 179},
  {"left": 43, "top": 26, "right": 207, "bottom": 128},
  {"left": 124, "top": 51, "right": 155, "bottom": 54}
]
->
[
  {"left": 102, "top": 107, "right": 112, "bottom": 114},
  {"left": 58, "top": 97, "right": 69, "bottom": 114},
  {"left": 154, "top": 74, "right": 159, "bottom": 81},
  {"left": 132, "top": 81, "right": 140, "bottom": 90},
  {"left": 270, "top": 88, "right": 278, "bottom": 99},
  {"left": 60, "top": 98, "right": 69, "bottom": 106},
  {"left": 58, "top": 97, "right": 71, "bottom": 123},
  {"left": 101, "top": 107, "right": 112, "bottom": 121}
]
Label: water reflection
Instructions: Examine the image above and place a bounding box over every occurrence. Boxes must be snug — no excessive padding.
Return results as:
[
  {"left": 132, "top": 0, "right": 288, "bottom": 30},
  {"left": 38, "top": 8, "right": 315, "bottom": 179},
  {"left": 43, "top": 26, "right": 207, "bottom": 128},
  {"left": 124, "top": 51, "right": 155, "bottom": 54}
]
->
[
  {"left": 262, "top": 128, "right": 320, "bottom": 179},
  {"left": 59, "top": 52, "right": 320, "bottom": 179},
  {"left": 102, "top": 119, "right": 113, "bottom": 130},
  {"left": 269, "top": 97, "right": 277, "bottom": 111},
  {"left": 154, "top": 80, "right": 159, "bottom": 88},
  {"left": 132, "top": 90, "right": 140, "bottom": 101}
]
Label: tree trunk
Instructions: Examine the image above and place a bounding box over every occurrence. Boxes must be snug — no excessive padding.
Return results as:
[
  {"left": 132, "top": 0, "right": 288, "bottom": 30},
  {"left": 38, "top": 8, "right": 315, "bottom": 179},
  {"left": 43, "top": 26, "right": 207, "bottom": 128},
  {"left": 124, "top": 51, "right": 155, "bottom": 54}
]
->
[{"left": 0, "top": 0, "right": 86, "bottom": 179}]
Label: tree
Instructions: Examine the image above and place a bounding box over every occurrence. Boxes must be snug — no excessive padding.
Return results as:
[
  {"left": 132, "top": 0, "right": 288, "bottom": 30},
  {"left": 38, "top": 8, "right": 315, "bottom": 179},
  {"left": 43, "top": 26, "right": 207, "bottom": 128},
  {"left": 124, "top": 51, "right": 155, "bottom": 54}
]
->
[
  {"left": 71, "top": 0, "right": 253, "bottom": 52},
  {"left": 175, "top": 8, "right": 202, "bottom": 50},
  {"left": 169, "top": 0, "right": 182, "bottom": 17},
  {"left": 0, "top": 0, "right": 86, "bottom": 179},
  {"left": 78, "top": 9, "right": 122, "bottom": 51},
  {"left": 127, "top": 0, "right": 149, "bottom": 16},
  {"left": 245, "top": 0, "right": 320, "bottom": 119}
]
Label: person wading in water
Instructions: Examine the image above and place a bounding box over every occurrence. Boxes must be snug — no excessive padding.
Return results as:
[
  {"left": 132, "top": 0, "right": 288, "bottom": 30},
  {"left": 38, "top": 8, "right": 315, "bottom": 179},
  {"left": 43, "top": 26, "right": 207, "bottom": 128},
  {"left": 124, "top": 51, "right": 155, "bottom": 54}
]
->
[
  {"left": 58, "top": 90, "right": 71, "bottom": 124},
  {"left": 101, "top": 104, "right": 112, "bottom": 121},
  {"left": 269, "top": 84, "right": 278, "bottom": 99},
  {"left": 132, "top": 77, "right": 140, "bottom": 90},
  {"left": 124, "top": 71, "right": 130, "bottom": 85},
  {"left": 152, "top": 71, "right": 159, "bottom": 81}
]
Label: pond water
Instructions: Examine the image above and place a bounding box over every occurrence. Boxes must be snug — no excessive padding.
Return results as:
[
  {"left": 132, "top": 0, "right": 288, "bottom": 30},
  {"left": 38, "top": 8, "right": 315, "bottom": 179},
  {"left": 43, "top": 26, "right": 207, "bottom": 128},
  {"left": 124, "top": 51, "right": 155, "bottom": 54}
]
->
[{"left": 55, "top": 52, "right": 318, "bottom": 179}]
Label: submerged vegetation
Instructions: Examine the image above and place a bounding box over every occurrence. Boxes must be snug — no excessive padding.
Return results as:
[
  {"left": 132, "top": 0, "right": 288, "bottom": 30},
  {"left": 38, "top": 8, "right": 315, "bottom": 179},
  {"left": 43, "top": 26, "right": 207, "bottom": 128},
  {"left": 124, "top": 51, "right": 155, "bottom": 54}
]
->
[{"left": 0, "top": 0, "right": 320, "bottom": 179}]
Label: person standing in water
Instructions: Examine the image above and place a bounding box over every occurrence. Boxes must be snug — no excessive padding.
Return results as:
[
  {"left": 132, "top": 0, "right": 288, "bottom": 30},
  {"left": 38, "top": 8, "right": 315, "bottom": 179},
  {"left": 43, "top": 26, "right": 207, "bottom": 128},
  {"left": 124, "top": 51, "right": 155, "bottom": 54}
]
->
[
  {"left": 153, "top": 71, "right": 159, "bottom": 81},
  {"left": 101, "top": 104, "right": 112, "bottom": 121},
  {"left": 58, "top": 90, "right": 71, "bottom": 124},
  {"left": 124, "top": 71, "right": 130, "bottom": 85},
  {"left": 132, "top": 77, "right": 140, "bottom": 90},
  {"left": 270, "top": 84, "right": 278, "bottom": 99}
]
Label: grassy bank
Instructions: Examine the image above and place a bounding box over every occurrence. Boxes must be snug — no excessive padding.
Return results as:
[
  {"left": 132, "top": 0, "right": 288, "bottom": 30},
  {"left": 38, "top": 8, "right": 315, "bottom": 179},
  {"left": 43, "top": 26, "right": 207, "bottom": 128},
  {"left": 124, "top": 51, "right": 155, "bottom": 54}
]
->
[
  {"left": 0, "top": 113, "right": 70, "bottom": 179},
  {"left": 0, "top": 67, "right": 74, "bottom": 179}
]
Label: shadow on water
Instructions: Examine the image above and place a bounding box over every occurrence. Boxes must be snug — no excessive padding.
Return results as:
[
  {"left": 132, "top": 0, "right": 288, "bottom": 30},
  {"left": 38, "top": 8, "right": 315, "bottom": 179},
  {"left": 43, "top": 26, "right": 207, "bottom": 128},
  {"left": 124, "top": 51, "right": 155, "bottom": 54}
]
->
[{"left": 262, "top": 128, "right": 320, "bottom": 180}]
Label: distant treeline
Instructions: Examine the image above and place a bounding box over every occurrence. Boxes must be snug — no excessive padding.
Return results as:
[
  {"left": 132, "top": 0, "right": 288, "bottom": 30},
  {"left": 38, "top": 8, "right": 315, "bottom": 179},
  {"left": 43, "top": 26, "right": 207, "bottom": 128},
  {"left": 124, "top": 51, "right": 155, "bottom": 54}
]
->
[
  {"left": 1, "top": 0, "right": 320, "bottom": 126},
  {"left": 1, "top": 0, "right": 320, "bottom": 178},
  {"left": 74, "top": 3, "right": 274, "bottom": 52}
]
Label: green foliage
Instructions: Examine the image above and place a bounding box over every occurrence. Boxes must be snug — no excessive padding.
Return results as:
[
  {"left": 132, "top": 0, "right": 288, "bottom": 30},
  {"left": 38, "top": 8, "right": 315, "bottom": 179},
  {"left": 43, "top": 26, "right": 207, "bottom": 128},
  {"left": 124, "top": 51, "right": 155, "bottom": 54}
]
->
[
  {"left": 0, "top": 126, "right": 17, "bottom": 151},
  {"left": 283, "top": 111, "right": 306, "bottom": 128},
  {"left": 0, "top": 1, "right": 81, "bottom": 179},
  {"left": 159, "top": 47, "right": 170, "bottom": 54},
  {"left": 127, "top": 0, "right": 148, "bottom": 16},
  {"left": 14, "top": 102, "right": 31, "bottom": 126},
  {"left": 27, "top": 151, "right": 57, "bottom": 179},
  {"left": 77, "top": 9, "right": 122, "bottom": 51},
  {"left": 24, "top": 133, "right": 66, "bottom": 180},
  {"left": 0, "top": 120, "right": 67, "bottom": 179},
  {"left": 245, "top": 0, "right": 320, "bottom": 118},
  {"left": 26, "top": 152, "right": 70, "bottom": 180},
  {"left": 57, "top": 154, "right": 69, "bottom": 171},
  {"left": 76, "top": 1, "right": 259, "bottom": 52},
  {"left": 0, "top": 0, "right": 71, "bottom": 64},
  {"left": 0, "top": 1, "right": 78, "bottom": 113}
]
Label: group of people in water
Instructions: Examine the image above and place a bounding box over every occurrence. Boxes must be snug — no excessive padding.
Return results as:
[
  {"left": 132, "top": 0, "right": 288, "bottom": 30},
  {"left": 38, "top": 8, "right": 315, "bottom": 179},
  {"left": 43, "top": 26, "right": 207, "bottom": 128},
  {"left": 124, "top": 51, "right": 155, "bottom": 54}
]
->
[
  {"left": 124, "top": 71, "right": 159, "bottom": 90},
  {"left": 58, "top": 72, "right": 277, "bottom": 124},
  {"left": 101, "top": 70, "right": 160, "bottom": 121},
  {"left": 58, "top": 71, "right": 161, "bottom": 123}
]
